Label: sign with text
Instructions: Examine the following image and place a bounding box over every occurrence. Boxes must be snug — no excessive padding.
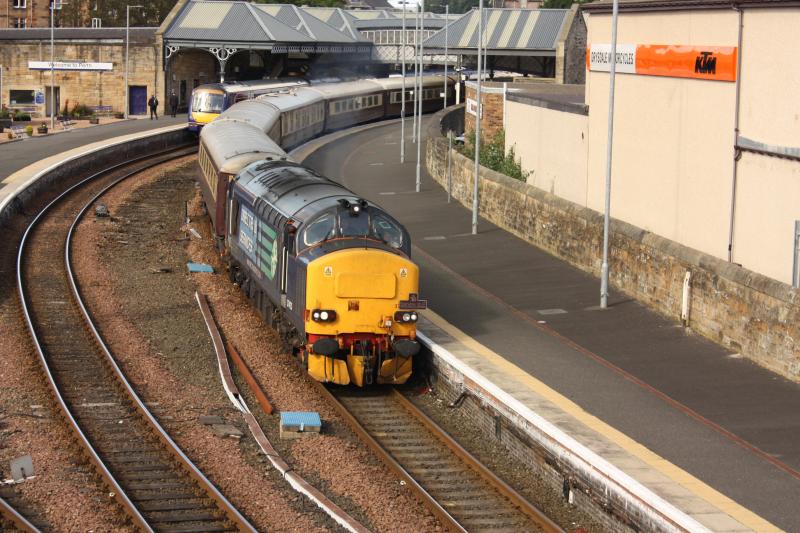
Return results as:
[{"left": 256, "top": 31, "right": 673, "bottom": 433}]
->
[
  {"left": 587, "top": 44, "right": 737, "bottom": 82},
  {"left": 465, "top": 98, "right": 483, "bottom": 118},
  {"left": 28, "top": 61, "right": 113, "bottom": 71}
]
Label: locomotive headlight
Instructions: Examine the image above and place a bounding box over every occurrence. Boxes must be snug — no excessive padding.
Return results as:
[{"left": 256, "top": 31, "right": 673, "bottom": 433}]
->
[
  {"left": 394, "top": 311, "right": 419, "bottom": 324},
  {"left": 311, "top": 309, "right": 337, "bottom": 323}
]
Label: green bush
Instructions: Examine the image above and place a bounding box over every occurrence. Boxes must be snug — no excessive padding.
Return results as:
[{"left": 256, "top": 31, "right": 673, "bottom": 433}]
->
[
  {"left": 13, "top": 112, "right": 31, "bottom": 121},
  {"left": 458, "top": 129, "right": 529, "bottom": 182},
  {"left": 0, "top": 108, "right": 10, "bottom": 119},
  {"left": 71, "top": 103, "right": 93, "bottom": 117}
]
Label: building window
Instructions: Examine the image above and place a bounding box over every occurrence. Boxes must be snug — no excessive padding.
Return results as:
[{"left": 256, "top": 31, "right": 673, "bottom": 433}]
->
[
  {"left": 10, "top": 90, "right": 35, "bottom": 105},
  {"left": 13, "top": 0, "right": 27, "bottom": 8},
  {"left": 50, "top": 0, "right": 63, "bottom": 9},
  {"left": 13, "top": 17, "right": 27, "bottom": 28}
]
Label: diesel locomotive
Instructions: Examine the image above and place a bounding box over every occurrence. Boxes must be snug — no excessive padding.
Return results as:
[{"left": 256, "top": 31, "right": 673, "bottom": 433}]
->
[{"left": 198, "top": 76, "right": 452, "bottom": 386}]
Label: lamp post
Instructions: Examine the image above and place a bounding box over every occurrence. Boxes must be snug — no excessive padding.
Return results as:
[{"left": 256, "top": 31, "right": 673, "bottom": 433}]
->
[
  {"left": 415, "top": 0, "right": 424, "bottom": 193},
  {"left": 124, "top": 4, "right": 143, "bottom": 119},
  {"left": 412, "top": 7, "right": 419, "bottom": 143},
  {"left": 400, "top": 0, "right": 406, "bottom": 164},
  {"left": 443, "top": 4, "right": 448, "bottom": 109},
  {"left": 600, "top": 0, "right": 619, "bottom": 309},
  {"left": 471, "top": 4, "right": 484, "bottom": 235},
  {"left": 50, "top": 1, "right": 57, "bottom": 129}
]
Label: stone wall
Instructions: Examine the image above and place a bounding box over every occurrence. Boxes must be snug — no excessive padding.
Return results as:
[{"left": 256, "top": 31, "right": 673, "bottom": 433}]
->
[
  {"left": 427, "top": 108, "right": 800, "bottom": 381},
  {"left": 167, "top": 49, "right": 218, "bottom": 111},
  {"left": 0, "top": 38, "right": 161, "bottom": 116}
]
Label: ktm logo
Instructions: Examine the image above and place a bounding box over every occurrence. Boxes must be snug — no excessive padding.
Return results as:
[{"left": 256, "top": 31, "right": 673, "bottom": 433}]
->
[{"left": 694, "top": 51, "right": 717, "bottom": 75}]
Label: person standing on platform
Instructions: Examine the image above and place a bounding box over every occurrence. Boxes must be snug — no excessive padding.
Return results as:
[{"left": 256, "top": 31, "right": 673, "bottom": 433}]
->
[
  {"left": 148, "top": 94, "right": 159, "bottom": 120},
  {"left": 169, "top": 91, "right": 178, "bottom": 117}
]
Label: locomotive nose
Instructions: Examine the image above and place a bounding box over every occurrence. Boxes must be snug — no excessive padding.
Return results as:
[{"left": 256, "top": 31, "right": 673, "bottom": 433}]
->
[{"left": 305, "top": 248, "right": 420, "bottom": 386}]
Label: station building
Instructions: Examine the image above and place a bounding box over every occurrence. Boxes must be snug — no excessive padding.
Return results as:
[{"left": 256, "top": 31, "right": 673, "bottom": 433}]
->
[
  {"left": 0, "top": 27, "right": 161, "bottom": 117},
  {"left": 472, "top": 0, "right": 800, "bottom": 288}
]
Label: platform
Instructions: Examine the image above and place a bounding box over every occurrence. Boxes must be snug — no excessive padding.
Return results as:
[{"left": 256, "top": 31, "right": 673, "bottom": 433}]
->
[
  {"left": 299, "top": 117, "right": 800, "bottom": 532},
  {"left": 0, "top": 115, "right": 187, "bottom": 183}
]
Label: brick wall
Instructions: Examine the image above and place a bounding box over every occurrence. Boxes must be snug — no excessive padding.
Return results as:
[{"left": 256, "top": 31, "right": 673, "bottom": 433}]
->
[
  {"left": 427, "top": 108, "right": 800, "bottom": 381},
  {"left": 0, "top": 39, "right": 161, "bottom": 116},
  {"left": 464, "top": 84, "right": 504, "bottom": 142}
]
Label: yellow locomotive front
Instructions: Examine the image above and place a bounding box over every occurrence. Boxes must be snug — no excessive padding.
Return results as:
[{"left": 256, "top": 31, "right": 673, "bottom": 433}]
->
[{"left": 299, "top": 201, "right": 424, "bottom": 387}]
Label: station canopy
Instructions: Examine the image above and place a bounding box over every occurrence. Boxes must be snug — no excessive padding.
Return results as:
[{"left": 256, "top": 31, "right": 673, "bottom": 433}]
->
[
  {"left": 164, "top": 1, "right": 372, "bottom": 54},
  {"left": 423, "top": 8, "right": 572, "bottom": 56}
]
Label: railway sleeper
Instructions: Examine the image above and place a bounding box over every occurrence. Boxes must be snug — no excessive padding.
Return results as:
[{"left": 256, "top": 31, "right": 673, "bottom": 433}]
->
[
  {"left": 136, "top": 499, "right": 217, "bottom": 512},
  {"left": 148, "top": 521, "right": 236, "bottom": 533},
  {"left": 143, "top": 510, "right": 224, "bottom": 523},
  {"left": 127, "top": 490, "right": 200, "bottom": 502}
]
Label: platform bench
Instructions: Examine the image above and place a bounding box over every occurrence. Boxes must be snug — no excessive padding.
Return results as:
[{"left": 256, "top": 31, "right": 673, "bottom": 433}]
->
[{"left": 90, "top": 105, "right": 114, "bottom": 117}]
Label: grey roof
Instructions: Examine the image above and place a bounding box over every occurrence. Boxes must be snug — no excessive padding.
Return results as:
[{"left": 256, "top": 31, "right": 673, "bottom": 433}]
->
[
  {"left": 0, "top": 27, "right": 156, "bottom": 43},
  {"left": 255, "top": 4, "right": 368, "bottom": 43},
  {"left": 301, "top": 7, "right": 362, "bottom": 39},
  {"left": 165, "top": 1, "right": 368, "bottom": 47},
  {"left": 423, "top": 8, "right": 570, "bottom": 52}
]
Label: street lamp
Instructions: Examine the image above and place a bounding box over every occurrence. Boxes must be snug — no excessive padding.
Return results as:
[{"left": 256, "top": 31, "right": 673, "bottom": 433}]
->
[
  {"left": 50, "top": 0, "right": 64, "bottom": 130},
  {"left": 415, "top": 0, "right": 425, "bottom": 193},
  {"left": 124, "top": 4, "right": 143, "bottom": 119},
  {"left": 472, "top": 4, "right": 484, "bottom": 235},
  {"left": 600, "top": 0, "right": 620, "bottom": 309},
  {"left": 400, "top": 0, "right": 406, "bottom": 164}
]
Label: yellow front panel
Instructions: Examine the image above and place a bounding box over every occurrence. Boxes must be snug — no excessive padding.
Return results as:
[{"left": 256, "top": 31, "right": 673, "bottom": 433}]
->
[
  {"left": 193, "top": 111, "right": 221, "bottom": 125},
  {"left": 306, "top": 248, "right": 418, "bottom": 336},
  {"left": 335, "top": 272, "right": 396, "bottom": 299}
]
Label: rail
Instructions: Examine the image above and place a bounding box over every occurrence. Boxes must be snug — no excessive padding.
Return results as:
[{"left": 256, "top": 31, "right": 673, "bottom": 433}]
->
[
  {"left": 16, "top": 147, "right": 255, "bottom": 531},
  {"left": 316, "top": 382, "right": 564, "bottom": 533}
]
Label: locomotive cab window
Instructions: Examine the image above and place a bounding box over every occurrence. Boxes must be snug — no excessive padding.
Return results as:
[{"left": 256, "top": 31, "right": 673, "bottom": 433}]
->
[
  {"left": 303, "top": 211, "right": 336, "bottom": 246},
  {"left": 371, "top": 213, "right": 403, "bottom": 249}
]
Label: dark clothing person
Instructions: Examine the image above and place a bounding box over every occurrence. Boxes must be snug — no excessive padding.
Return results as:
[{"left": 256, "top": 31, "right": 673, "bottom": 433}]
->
[
  {"left": 169, "top": 93, "right": 178, "bottom": 117},
  {"left": 148, "top": 95, "right": 158, "bottom": 120}
]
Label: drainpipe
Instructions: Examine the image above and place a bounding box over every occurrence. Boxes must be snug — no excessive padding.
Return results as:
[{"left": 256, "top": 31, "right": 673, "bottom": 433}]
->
[{"left": 727, "top": 4, "right": 744, "bottom": 263}]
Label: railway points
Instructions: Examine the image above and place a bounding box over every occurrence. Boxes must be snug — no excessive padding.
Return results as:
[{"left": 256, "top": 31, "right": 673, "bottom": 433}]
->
[{"left": 298, "top": 116, "right": 800, "bottom": 532}]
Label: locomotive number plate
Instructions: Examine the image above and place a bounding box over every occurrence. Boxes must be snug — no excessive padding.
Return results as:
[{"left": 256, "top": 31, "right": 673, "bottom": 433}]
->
[{"left": 399, "top": 293, "right": 427, "bottom": 310}]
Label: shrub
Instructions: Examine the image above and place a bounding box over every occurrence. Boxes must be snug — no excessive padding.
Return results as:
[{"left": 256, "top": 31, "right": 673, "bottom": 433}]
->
[
  {"left": 0, "top": 108, "right": 10, "bottom": 119},
  {"left": 458, "top": 129, "right": 529, "bottom": 182},
  {"left": 71, "top": 103, "right": 93, "bottom": 118},
  {"left": 25, "top": 125, "right": 34, "bottom": 136},
  {"left": 13, "top": 112, "right": 31, "bottom": 121}
]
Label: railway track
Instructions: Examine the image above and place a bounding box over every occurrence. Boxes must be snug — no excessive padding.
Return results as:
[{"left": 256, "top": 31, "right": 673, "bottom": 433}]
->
[
  {"left": 16, "top": 149, "right": 256, "bottom": 532},
  {"left": 0, "top": 488, "right": 44, "bottom": 532},
  {"left": 323, "top": 386, "right": 565, "bottom": 533}
]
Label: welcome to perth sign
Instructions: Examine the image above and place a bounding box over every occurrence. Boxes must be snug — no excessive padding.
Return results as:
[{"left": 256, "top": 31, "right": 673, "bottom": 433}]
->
[{"left": 28, "top": 61, "right": 113, "bottom": 71}]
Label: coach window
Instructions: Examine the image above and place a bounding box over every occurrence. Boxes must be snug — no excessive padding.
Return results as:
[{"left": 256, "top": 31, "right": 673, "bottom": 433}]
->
[{"left": 303, "top": 211, "right": 336, "bottom": 247}]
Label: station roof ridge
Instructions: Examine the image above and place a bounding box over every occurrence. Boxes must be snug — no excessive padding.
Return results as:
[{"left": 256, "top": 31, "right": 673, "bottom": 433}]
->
[
  {"left": 423, "top": 7, "right": 571, "bottom": 53},
  {"left": 165, "top": 0, "right": 370, "bottom": 47}
]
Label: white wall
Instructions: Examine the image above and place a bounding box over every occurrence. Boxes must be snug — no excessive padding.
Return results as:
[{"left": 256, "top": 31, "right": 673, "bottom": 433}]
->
[{"left": 506, "top": 101, "right": 589, "bottom": 206}]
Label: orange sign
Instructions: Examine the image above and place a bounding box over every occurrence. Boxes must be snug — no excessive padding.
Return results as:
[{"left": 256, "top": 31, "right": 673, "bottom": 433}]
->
[{"left": 587, "top": 44, "right": 737, "bottom": 82}]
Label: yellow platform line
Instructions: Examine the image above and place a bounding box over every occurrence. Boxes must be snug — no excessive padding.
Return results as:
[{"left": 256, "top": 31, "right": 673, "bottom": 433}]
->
[{"left": 424, "top": 308, "right": 782, "bottom": 533}]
